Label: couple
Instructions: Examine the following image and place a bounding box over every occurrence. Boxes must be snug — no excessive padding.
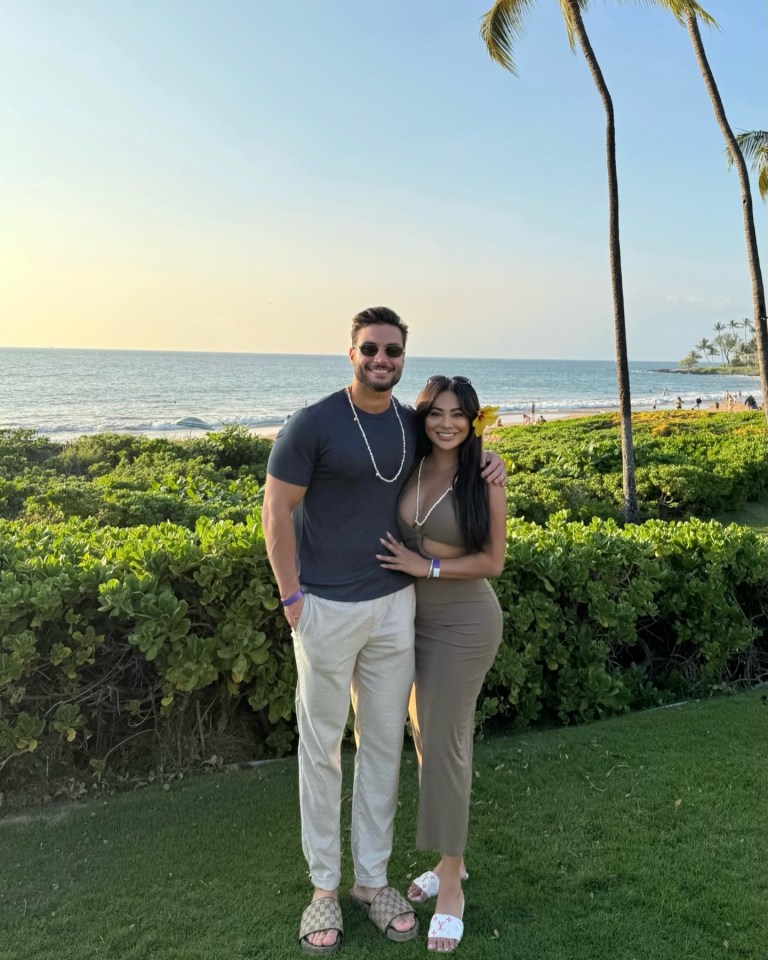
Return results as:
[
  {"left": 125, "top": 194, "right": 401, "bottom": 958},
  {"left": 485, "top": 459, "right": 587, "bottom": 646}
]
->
[{"left": 263, "top": 307, "right": 506, "bottom": 954}]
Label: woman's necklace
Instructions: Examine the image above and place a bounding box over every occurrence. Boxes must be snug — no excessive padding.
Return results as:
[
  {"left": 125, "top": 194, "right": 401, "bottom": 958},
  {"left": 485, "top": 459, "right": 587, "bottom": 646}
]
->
[
  {"left": 345, "top": 386, "right": 406, "bottom": 483},
  {"left": 414, "top": 457, "right": 454, "bottom": 527}
]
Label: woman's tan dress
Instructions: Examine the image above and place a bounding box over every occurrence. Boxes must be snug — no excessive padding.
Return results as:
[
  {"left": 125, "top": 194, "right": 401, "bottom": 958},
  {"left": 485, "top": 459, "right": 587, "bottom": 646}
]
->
[{"left": 398, "top": 491, "right": 503, "bottom": 855}]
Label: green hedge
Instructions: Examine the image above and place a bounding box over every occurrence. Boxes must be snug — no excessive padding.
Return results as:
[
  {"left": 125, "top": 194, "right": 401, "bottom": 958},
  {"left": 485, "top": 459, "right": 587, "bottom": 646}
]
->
[
  {"left": 0, "top": 427, "right": 271, "bottom": 527},
  {"left": 2, "top": 414, "right": 765, "bottom": 530},
  {"left": 2, "top": 513, "right": 765, "bottom": 782},
  {"left": 487, "top": 411, "right": 768, "bottom": 522}
]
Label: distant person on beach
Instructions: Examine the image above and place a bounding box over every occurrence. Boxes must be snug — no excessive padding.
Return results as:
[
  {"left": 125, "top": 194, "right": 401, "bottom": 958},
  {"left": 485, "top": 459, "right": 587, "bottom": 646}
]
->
[
  {"left": 675, "top": 396, "right": 683, "bottom": 410},
  {"left": 745, "top": 395, "right": 758, "bottom": 410},
  {"left": 537, "top": 415, "right": 546, "bottom": 423},
  {"left": 262, "top": 307, "right": 505, "bottom": 955},
  {"left": 695, "top": 397, "right": 702, "bottom": 410},
  {"left": 377, "top": 376, "right": 505, "bottom": 952}
]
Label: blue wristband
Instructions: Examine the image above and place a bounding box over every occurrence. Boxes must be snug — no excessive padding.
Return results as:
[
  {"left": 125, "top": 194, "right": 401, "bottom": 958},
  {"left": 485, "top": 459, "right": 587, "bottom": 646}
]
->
[{"left": 281, "top": 589, "right": 304, "bottom": 607}]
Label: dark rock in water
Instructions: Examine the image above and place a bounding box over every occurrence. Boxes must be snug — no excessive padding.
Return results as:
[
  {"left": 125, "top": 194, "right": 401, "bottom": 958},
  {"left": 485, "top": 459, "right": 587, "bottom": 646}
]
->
[{"left": 174, "top": 416, "right": 210, "bottom": 429}]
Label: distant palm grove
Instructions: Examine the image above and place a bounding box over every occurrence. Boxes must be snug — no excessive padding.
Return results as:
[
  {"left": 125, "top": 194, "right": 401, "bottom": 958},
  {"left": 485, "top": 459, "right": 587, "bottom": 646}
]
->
[{"left": 680, "top": 317, "right": 759, "bottom": 369}]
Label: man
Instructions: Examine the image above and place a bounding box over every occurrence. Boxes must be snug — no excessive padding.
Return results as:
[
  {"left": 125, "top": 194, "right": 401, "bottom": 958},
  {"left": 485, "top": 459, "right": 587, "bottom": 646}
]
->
[{"left": 263, "top": 307, "right": 503, "bottom": 953}]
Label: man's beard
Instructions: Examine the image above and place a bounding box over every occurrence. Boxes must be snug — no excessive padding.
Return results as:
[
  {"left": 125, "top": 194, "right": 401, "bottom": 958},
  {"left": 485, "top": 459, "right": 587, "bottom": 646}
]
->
[{"left": 354, "top": 365, "right": 402, "bottom": 393}]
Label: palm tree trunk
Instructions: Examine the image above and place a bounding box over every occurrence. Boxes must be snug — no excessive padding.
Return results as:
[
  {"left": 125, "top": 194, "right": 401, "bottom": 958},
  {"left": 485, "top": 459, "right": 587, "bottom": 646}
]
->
[
  {"left": 686, "top": 14, "right": 768, "bottom": 435},
  {"left": 567, "top": 2, "right": 639, "bottom": 522}
]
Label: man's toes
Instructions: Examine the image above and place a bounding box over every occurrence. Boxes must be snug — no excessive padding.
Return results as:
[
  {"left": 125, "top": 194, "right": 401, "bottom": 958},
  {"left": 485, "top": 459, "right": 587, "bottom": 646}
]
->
[
  {"left": 307, "top": 929, "right": 337, "bottom": 948},
  {"left": 391, "top": 911, "right": 416, "bottom": 932}
]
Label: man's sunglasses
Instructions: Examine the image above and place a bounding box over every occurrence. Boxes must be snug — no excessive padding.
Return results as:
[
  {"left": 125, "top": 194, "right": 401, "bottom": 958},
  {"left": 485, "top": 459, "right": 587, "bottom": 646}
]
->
[
  {"left": 427, "top": 375, "right": 472, "bottom": 385},
  {"left": 356, "top": 342, "right": 405, "bottom": 358}
]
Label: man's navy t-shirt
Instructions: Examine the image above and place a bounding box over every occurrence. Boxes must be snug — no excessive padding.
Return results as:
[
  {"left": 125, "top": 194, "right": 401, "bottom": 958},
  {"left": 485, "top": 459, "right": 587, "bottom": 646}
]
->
[{"left": 267, "top": 389, "right": 417, "bottom": 601}]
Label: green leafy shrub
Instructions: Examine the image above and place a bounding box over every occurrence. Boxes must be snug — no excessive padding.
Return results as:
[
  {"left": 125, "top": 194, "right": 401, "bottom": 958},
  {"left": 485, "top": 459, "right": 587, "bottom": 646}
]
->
[
  {"left": 1, "top": 512, "right": 765, "bottom": 784},
  {"left": 487, "top": 411, "right": 767, "bottom": 522},
  {"left": 0, "top": 428, "right": 267, "bottom": 527}
]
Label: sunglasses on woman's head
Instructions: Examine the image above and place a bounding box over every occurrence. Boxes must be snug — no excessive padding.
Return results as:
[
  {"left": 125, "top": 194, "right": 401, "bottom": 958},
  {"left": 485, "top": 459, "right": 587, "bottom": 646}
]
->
[
  {"left": 356, "top": 343, "right": 405, "bottom": 358},
  {"left": 427, "top": 375, "right": 472, "bottom": 385}
]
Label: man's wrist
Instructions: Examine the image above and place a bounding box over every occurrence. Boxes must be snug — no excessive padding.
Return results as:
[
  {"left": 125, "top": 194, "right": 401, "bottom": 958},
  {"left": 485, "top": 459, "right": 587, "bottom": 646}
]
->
[{"left": 281, "top": 589, "right": 304, "bottom": 607}]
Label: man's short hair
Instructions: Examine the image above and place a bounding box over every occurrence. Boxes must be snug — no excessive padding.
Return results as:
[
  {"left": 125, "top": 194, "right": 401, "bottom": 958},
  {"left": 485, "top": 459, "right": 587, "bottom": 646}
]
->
[{"left": 350, "top": 307, "right": 409, "bottom": 347}]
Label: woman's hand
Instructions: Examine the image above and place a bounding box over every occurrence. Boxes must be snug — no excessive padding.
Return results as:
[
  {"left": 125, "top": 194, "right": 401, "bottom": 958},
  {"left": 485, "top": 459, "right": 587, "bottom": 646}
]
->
[{"left": 377, "top": 532, "right": 431, "bottom": 577}]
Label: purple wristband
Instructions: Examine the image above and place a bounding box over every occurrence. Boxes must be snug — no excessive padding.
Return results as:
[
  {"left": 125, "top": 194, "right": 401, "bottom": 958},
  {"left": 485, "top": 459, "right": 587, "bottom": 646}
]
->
[{"left": 281, "top": 589, "right": 304, "bottom": 607}]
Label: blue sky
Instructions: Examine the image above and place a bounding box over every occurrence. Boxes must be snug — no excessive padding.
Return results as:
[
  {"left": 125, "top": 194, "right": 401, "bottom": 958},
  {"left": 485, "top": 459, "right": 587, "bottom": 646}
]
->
[{"left": 0, "top": 0, "right": 764, "bottom": 360}]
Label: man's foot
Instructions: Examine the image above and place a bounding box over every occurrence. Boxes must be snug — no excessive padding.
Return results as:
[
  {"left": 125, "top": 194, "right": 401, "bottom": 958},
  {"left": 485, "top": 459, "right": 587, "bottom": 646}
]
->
[
  {"left": 299, "top": 888, "right": 342, "bottom": 952},
  {"left": 351, "top": 884, "right": 418, "bottom": 939},
  {"left": 428, "top": 885, "right": 464, "bottom": 953}
]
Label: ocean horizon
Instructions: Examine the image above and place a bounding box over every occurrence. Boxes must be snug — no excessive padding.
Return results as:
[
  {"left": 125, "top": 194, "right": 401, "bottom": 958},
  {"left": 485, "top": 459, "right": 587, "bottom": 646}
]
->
[{"left": 0, "top": 347, "right": 761, "bottom": 441}]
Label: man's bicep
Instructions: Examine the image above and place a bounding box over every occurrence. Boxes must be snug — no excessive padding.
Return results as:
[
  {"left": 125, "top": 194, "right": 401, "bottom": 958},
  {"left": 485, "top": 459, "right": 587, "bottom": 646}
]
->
[{"left": 264, "top": 474, "right": 308, "bottom": 513}]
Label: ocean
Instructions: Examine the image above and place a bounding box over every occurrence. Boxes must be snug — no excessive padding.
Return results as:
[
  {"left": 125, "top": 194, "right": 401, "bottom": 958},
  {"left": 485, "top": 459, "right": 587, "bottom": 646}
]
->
[{"left": 0, "top": 347, "right": 762, "bottom": 440}]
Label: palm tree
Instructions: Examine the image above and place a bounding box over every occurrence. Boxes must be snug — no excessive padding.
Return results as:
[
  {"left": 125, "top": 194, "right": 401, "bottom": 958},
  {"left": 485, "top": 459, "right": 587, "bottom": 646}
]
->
[
  {"left": 478, "top": 1, "right": 717, "bottom": 522},
  {"left": 731, "top": 131, "right": 768, "bottom": 202},
  {"left": 676, "top": 12, "right": 768, "bottom": 435},
  {"left": 728, "top": 318, "right": 740, "bottom": 337},
  {"left": 679, "top": 349, "right": 701, "bottom": 369},
  {"left": 712, "top": 322, "right": 727, "bottom": 364},
  {"left": 695, "top": 336, "right": 713, "bottom": 359},
  {"left": 741, "top": 317, "right": 754, "bottom": 344}
]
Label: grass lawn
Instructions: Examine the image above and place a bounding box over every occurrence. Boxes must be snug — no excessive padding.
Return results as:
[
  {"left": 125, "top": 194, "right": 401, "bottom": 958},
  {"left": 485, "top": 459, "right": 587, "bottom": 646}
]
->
[
  {"left": 1, "top": 690, "right": 765, "bottom": 960},
  {"left": 716, "top": 502, "right": 768, "bottom": 536}
]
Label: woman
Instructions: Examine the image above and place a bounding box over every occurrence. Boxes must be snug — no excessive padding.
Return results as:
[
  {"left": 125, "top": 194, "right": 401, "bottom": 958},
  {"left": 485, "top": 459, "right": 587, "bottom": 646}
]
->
[{"left": 377, "top": 375, "right": 506, "bottom": 953}]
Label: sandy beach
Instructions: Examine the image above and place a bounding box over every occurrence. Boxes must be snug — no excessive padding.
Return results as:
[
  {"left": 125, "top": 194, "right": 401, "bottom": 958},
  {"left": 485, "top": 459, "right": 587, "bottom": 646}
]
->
[
  {"left": 247, "top": 403, "right": 750, "bottom": 441},
  {"left": 243, "top": 407, "right": 614, "bottom": 441},
  {"left": 29, "top": 403, "right": 758, "bottom": 445}
]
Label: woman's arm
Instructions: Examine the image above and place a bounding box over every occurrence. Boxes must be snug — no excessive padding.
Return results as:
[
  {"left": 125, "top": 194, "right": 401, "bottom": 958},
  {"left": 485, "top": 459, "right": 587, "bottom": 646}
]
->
[{"left": 377, "top": 484, "right": 507, "bottom": 580}]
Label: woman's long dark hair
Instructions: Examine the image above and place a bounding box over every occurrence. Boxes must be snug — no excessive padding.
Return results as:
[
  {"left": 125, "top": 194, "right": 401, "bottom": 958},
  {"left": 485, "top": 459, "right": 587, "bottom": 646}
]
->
[{"left": 414, "top": 377, "right": 489, "bottom": 553}]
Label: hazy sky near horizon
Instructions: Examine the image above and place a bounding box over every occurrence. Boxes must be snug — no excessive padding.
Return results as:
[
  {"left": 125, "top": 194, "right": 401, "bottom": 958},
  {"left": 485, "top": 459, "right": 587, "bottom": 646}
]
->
[{"left": 1, "top": 0, "right": 765, "bottom": 361}]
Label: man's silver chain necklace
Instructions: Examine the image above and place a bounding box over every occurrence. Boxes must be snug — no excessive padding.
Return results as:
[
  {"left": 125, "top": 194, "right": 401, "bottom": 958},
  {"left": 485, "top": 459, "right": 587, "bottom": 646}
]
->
[
  {"left": 345, "top": 386, "right": 406, "bottom": 483},
  {"left": 414, "top": 456, "right": 454, "bottom": 527}
]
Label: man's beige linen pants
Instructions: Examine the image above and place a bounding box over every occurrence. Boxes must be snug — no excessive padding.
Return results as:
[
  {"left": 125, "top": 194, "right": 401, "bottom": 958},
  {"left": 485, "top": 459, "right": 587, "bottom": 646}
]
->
[{"left": 292, "top": 586, "right": 416, "bottom": 890}]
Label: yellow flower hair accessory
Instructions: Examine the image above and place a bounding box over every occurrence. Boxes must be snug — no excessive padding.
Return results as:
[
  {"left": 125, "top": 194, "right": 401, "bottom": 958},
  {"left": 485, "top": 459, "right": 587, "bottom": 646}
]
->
[{"left": 472, "top": 405, "right": 500, "bottom": 437}]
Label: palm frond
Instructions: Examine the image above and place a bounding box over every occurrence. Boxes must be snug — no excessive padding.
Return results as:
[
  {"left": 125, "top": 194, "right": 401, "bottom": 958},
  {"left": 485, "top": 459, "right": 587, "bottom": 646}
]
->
[
  {"left": 734, "top": 130, "right": 768, "bottom": 165},
  {"left": 758, "top": 164, "right": 768, "bottom": 203},
  {"left": 480, "top": 0, "right": 537, "bottom": 75},
  {"left": 559, "top": 0, "right": 581, "bottom": 50},
  {"left": 728, "top": 131, "right": 768, "bottom": 201}
]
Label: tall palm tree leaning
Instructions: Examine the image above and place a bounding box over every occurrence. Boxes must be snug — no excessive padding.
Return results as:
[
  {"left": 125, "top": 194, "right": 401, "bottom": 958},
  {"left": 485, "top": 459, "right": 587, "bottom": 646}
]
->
[
  {"left": 480, "top": 0, "right": 633, "bottom": 521},
  {"left": 481, "top": 0, "right": 710, "bottom": 521},
  {"left": 677, "top": 11, "right": 768, "bottom": 435}
]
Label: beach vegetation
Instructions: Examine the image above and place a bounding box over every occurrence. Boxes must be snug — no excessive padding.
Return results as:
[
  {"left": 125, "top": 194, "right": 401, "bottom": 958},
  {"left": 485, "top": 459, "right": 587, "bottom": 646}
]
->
[
  {"left": 486, "top": 411, "right": 767, "bottom": 524},
  {"left": 682, "top": 321, "right": 759, "bottom": 374},
  {"left": 678, "top": 350, "right": 700, "bottom": 369},
  {"left": 1, "top": 415, "right": 766, "bottom": 788},
  {"left": 0, "top": 506, "right": 765, "bottom": 788},
  {"left": 0, "top": 426, "right": 270, "bottom": 527}
]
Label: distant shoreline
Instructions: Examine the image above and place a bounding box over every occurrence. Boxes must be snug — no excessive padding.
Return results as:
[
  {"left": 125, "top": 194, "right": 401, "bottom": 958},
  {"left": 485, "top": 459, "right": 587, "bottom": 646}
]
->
[{"left": 653, "top": 366, "right": 759, "bottom": 377}]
